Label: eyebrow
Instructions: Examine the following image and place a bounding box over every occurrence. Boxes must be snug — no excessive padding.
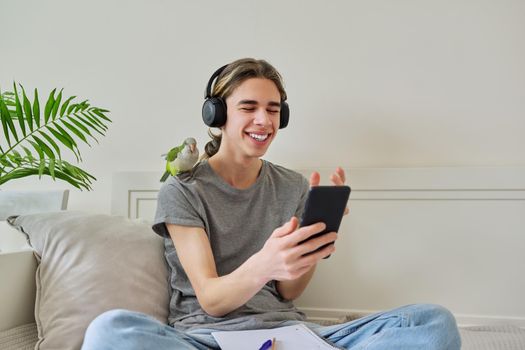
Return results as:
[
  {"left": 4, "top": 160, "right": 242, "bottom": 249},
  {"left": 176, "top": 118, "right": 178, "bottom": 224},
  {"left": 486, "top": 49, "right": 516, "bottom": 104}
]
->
[{"left": 237, "top": 99, "right": 281, "bottom": 107}]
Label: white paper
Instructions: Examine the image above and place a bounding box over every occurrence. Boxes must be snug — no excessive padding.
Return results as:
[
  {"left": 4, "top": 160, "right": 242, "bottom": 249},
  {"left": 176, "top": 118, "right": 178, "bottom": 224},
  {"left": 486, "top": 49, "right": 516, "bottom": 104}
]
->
[{"left": 211, "top": 323, "right": 340, "bottom": 350}]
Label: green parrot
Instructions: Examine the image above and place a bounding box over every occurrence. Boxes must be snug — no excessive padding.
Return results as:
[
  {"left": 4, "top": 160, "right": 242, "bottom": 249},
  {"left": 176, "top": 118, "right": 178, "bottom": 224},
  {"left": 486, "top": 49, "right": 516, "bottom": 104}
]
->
[{"left": 160, "top": 137, "right": 199, "bottom": 182}]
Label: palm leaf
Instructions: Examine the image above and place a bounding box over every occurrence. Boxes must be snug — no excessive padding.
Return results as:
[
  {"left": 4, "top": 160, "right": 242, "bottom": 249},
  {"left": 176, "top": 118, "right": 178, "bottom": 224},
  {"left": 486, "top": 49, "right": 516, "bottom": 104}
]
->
[
  {"left": 0, "top": 98, "right": 17, "bottom": 146},
  {"left": 21, "top": 86, "right": 34, "bottom": 130},
  {"left": 39, "top": 131, "right": 62, "bottom": 160},
  {"left": 33, "top": 88, "right": 40, "bottom": 128},
  {"left": 44, "top": 89, "right": 56, "bottom": 123},
  {"left": 61, "top": 119, "right": 89, "bottom": 145},
  {"left": 0, "top": 147, "right": 94, "bottom": 191},
  {"left": 74, "top": 113, "right": 105, "bottom": 136},
  {"left": 66, "top": 116, "right": 97, "bottom": 143},
  {"left": 45, "top": 125, "right": 78, "bottom": 160},
  {"left": 60, "top": 96, "right": 75, "bottom": 117},
  {"left": 82, "top": 110, "right": 108, "bottom": 131},
  {"left": 13, "top": 84, "right": 26, "bottom": 136},
  {"left": 51, "top": 89, "right": 62, "bottom": 120},
  {"left": 0, "top": 83, "right": 111, "bottom": 190},
  {"left": 0, "top": 163, "right": 95, "bottom": 190}
]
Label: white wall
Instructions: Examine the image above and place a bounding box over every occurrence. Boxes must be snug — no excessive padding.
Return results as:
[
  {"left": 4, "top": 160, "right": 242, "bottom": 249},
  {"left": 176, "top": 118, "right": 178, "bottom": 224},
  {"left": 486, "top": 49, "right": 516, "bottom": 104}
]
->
[
  {"left": 2, "top": 0, "right": 524, "bottom": 212},
  {"left": 2, "top": 0, "right": 525, "bottom": 325}
]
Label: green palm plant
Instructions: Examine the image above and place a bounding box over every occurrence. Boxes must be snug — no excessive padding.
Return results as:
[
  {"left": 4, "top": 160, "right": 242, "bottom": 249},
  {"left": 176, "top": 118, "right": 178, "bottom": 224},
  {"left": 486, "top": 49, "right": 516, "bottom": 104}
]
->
[{"left": 0, "top": 83, "right": 111, "bottom": 190}]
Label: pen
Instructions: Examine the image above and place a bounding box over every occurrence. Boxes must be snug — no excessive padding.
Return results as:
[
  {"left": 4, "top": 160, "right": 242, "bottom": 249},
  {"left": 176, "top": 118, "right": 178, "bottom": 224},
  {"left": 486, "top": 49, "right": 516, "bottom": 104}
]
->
[
  {"left": 258, "top": 339, "right": 272, "bottom": 350},
  {"left": 271, "top": 337, "right": 276, "bottom": 350}
]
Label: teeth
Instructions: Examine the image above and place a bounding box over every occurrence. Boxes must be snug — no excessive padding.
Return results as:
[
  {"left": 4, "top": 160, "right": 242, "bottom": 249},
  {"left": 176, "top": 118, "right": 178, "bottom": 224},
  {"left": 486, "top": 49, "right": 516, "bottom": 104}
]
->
[{"left": 249, "top": 133, "right": 268, "bottom": 141}]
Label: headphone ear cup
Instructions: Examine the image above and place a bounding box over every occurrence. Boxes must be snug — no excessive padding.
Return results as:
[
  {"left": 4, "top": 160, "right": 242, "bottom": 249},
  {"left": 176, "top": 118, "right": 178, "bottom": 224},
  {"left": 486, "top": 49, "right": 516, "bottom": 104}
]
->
[
  {"left": 202, "top": 97, "right": 227, "bottom": 127},
  {"left": 279, "top": 101, "right": 290, "bottom": 129}
]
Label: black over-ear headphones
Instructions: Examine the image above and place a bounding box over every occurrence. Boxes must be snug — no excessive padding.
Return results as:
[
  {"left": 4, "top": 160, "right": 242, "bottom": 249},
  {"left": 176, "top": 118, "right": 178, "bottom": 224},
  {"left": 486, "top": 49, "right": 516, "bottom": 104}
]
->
[{"left": 202, "top": 64, "right": 290, "bottom": 129}]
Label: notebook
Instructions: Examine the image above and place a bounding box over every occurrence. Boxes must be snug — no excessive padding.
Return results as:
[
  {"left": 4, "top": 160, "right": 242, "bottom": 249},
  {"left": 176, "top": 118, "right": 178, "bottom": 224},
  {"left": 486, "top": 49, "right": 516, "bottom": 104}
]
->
[{"left": 211, "top": 323, "right": 342, "bottom": 350}]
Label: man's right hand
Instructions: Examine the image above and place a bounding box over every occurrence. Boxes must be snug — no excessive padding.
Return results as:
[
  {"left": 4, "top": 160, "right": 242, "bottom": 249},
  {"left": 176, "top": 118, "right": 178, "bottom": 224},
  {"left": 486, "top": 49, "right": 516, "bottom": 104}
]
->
[{"left": 254, "top": 217, "right": 337, "bottom": 283}]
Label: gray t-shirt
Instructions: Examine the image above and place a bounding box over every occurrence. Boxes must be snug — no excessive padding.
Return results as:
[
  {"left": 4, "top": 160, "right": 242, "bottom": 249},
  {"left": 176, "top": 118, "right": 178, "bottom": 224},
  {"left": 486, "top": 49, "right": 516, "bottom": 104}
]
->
[{"left": 152, "top": 159, "right": 310, "bottom": 331}]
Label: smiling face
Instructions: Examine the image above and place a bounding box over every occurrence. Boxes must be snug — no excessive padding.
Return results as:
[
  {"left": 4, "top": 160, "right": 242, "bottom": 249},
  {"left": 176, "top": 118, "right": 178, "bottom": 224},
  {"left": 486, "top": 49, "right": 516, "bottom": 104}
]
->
[{"left": 219, "top": 78, "right": 282, "bottom": 162}]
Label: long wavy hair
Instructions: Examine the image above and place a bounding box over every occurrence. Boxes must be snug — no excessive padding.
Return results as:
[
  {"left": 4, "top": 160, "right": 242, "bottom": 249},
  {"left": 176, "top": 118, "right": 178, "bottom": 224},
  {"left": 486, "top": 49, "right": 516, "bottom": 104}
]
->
[{"left": 201, "top": 58, "right": 287, "bottom": 159}]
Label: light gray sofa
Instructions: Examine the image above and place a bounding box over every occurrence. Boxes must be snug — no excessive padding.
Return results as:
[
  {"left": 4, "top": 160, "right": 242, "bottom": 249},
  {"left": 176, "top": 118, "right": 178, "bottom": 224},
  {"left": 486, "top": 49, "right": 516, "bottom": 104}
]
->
[
  {"left": 0, "top": 249, "right": 37, "bottom": 331},
  {"left": 1, "top": 211, "right": 169, "bottom": 350}
]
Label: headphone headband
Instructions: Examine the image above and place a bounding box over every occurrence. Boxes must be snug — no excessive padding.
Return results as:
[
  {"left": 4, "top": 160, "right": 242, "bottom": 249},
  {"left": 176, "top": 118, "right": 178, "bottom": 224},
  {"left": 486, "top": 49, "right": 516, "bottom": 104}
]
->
[{"left": 204, "top": 64, "right": 228, "bottom": 99}]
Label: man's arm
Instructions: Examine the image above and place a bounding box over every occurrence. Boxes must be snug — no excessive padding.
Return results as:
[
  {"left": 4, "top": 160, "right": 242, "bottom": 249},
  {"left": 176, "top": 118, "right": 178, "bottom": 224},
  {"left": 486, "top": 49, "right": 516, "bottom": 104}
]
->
[
  {"left": 167, "top": 219, "right": 335, "bottom": 317},
  {"left": 167, "top": 224, "right": 265, "bottom": 317},
  {"left": 276, "top": 265, "right": 316, "bottom": 300}
]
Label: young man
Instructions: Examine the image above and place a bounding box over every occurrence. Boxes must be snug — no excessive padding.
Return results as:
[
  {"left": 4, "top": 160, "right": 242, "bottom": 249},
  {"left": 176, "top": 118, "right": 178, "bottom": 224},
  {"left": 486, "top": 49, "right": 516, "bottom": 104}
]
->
[{"left": 82, "top": 58, "right": 461, "bottom": 349}]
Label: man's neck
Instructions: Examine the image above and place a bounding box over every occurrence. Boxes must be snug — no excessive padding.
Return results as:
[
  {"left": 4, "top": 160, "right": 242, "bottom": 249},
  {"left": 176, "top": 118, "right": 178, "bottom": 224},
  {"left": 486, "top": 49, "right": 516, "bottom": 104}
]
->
[{"left": 208, "top": 154, "right": 262, "bottom": 190}]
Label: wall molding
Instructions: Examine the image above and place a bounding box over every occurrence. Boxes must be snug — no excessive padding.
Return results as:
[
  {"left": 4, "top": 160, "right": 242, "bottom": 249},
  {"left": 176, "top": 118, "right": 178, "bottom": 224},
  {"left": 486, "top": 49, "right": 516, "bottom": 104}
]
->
[
  {"left": 298, "top": 307, "right": 525, "bottom": 328},
  {"left": 120, "top": 187, "right": 525, "bottom": 219},
  {"left": 112, "top": 167, "right": 525, "bottom": 218}
]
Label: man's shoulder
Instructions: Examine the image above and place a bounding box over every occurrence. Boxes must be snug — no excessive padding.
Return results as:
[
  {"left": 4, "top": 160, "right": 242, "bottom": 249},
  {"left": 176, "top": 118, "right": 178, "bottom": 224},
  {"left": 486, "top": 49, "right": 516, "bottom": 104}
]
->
[
  {"left": 264, "top": 160, "right": 307, "bottom": 185},
  {"left": 160, "top": 161, "right": 208, "bottom": 193}
]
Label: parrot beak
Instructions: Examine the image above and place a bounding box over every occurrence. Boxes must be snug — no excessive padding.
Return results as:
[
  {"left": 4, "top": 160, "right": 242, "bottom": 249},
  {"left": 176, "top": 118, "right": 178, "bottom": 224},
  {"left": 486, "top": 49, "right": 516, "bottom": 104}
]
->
[{"left": 189, "top": 144, "right": 196, "bottom": 153}]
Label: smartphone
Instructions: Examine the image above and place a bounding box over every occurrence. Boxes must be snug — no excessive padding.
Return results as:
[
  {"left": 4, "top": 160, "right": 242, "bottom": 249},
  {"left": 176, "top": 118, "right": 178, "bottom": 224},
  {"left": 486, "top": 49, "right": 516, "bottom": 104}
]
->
[{"left": 299, "top": 185, "right": 351, "bottom": 257}]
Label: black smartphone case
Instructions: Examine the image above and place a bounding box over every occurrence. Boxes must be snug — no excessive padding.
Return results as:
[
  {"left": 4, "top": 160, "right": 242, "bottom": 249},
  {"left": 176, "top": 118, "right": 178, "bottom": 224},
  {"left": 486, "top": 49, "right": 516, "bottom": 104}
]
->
[{"left": 299, "top": 185, "right": 351, "bottom": 257}]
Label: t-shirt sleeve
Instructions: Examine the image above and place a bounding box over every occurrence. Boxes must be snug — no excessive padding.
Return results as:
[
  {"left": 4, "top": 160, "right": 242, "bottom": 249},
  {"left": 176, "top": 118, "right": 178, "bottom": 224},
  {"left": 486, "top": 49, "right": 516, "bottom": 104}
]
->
[
  {"left": 152, "top": 179, "right": 205, "bottom": 238},
  {"left": 294, "top": 175, "right": 310, "bottom": 219}
]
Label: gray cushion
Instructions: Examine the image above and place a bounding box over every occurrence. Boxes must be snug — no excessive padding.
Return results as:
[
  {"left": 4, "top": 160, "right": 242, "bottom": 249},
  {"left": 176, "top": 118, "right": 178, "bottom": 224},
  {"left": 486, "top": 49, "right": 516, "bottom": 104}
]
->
[{"left": 8, "top": 211, "right": 169, "bottom": 350}]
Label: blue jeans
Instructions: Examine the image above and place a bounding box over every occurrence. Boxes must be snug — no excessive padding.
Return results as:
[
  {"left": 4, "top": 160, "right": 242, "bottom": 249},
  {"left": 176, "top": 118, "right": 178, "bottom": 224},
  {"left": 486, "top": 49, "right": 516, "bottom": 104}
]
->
[{"left": 81, "top": 304, "right": 461, "bottom": 349}]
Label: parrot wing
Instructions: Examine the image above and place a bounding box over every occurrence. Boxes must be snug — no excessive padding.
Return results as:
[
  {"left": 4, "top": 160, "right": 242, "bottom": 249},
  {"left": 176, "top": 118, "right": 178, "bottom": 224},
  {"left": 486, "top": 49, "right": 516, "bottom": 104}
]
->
[
  {"left": 164, "top": 144, "right": 184, "bottom": 161},
  {"left": 167, "top": 160, "right": 180, "bottom": 177},
  {"left": 160, "top": 144, "right": 184, "bottom": 181}
]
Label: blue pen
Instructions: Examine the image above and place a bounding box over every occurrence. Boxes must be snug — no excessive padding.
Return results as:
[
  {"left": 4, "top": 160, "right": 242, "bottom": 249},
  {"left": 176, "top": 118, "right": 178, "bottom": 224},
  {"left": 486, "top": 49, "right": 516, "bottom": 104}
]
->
[{"left": 258, "top": 338, "right": 272, "bottom": 350}]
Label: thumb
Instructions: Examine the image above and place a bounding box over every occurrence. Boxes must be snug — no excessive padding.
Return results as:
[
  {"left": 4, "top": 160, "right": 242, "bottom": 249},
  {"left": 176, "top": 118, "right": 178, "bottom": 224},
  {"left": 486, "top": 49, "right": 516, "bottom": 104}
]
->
[
  {"left": 309, "top": 172, "right": 320, "bottom": 187},
  {"left": 272, "top": 217, "right": 299, "bottom": 238}
]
